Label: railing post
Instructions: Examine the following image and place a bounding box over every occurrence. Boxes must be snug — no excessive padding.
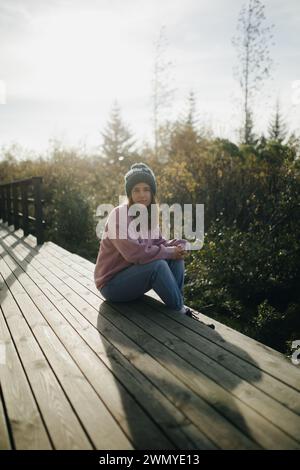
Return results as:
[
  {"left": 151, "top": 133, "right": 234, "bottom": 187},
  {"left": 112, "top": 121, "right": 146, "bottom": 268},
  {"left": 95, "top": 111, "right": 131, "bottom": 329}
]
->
[
  {"left": 2, "top": 186, "right": 7, "bottom": 222},
  {"left": 1, "top": 177, "right": 45, "bottom": 245},
  {"left": 12, "top": 184, "right": 20, "bottom": 230},
  {"left": 21, "top": 182, "right": 29, "bottom": 236},
  {"left": 32, "top": 177, "right": 44, "bottom": 245},
  {"left": 6, "top": 185, "right": 13, "bottom": 226},
  {"left": 0, "top": 186, "right": 4, "bottom": 222}
]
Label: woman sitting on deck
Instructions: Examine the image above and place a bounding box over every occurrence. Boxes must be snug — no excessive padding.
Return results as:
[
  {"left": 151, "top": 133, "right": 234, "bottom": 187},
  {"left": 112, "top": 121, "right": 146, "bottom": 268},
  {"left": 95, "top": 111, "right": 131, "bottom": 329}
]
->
[{"left": 94, "top": 162, "right": 214, "bottom": 328}]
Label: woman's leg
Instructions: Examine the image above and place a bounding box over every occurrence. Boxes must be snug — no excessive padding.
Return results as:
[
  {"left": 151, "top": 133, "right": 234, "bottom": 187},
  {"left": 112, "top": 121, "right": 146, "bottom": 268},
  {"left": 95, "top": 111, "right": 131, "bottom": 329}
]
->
[
  {"left": 166, "top": 258, "right": 185, "bottom": 295},
  {"left": 99, "top": 259, "right": 184, "bottom": 311}
]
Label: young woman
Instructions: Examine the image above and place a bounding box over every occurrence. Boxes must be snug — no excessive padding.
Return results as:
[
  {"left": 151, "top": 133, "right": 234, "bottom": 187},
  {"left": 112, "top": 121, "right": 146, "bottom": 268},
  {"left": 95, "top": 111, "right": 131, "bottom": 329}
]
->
[{"left": 94, "top": 162, "right": 214, "bottom": 327}]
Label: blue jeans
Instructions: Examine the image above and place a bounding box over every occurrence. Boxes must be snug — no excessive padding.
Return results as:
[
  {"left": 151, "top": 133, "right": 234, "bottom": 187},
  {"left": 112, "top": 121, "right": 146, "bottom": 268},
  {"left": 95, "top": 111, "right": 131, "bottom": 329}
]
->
[{"left": 99, "top": 259, "right": 185, "bottom": 311}]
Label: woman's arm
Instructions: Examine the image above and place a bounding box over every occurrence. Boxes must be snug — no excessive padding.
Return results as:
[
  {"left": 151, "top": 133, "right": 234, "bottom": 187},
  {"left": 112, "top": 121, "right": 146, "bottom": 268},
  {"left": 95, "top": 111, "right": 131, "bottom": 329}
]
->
[
  {"left": 110, "top": 224, "right": 177, "bottom": 264},
  {"left": 105, "top": 207, "right": 177, "bottom": 264},
  {"left": 154, "top": 228, "right": 188, "bottom": 250}
]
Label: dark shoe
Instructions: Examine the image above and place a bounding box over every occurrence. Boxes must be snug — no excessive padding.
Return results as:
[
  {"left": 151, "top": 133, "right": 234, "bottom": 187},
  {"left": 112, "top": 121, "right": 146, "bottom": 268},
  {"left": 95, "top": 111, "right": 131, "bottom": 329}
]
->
[{"left": 184, "top": 308, "right": 215, "bottom": 329}]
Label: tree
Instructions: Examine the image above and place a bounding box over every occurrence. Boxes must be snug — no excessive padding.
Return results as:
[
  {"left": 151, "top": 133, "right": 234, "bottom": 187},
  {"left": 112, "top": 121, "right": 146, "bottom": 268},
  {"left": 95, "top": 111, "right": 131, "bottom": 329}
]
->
[
  {"left": 169, "top": 92, "right": 201, "bottom": 164},
  {"left": 101, "top": 101, "right": 136, "bottom": 164},
  {"left": 243, "top": 108, "right": 257, "bottom": 145},
  {"left": 268, "top": 99, "right": 289, "bottom": 143},
  {"left": 185, "top": 90, "right": 197, "bottom": 128},
  {"left": 232, "top": 0, "right": 274, "bottom": 144},
  {"left": 151, "top": 25, "right": 176, "bottom": 160}
]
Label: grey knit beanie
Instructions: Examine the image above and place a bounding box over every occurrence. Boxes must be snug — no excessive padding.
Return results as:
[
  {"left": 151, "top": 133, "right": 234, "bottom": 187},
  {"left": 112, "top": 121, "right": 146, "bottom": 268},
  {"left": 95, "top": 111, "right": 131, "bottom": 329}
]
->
[{"left": 124, "top": 162, "right": 157, "bottom": 197}]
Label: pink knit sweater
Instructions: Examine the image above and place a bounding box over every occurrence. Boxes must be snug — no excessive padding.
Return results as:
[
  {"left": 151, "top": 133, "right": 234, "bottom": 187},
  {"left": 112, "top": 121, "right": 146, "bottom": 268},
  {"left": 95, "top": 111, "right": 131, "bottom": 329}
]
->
[{"left": 94, "top": 202, "right": 187, "bottom": 290}]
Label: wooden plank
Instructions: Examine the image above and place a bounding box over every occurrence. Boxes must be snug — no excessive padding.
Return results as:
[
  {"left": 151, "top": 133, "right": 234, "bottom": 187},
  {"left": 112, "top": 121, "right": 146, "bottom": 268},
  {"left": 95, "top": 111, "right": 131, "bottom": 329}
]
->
[
  {"left": 96, "top": 304, "right": 300, "bottom": 450},
  {"left": 140, "top": 302, "right": 300, "bottom": 420},
  {"left": 2, "top": 226, "right": 300, "bottom": 449},
  {"left": 119, "top": 300, "right": 300, "bottom": 441},
  {"left": 0, "top": 255, "right": 134, "bottom": 450},
  {"left": 1, "top": 239, "right": 264, "bottom": 448},
  {"left": 0, "top": 307, "right": 52, "bottom": 449},
  {"left": 0, "top": 235, "right": 259, "bottom": 449},
  {"left": 21, "top": 231, "right": 300, "bottom": 394},
  {"left": 0, "top": 272, "right": 93, "bottom": 450},
  {"left": 144, "top": 296, "right": 300, "bottom": 391},
  {"left": 28, "top": 234, "right": 289, "bottom": 365},
  {"left": 10, "top": 238, "right": 300, "bottom": 449},
  {"left": 144, "top": 297, "right": 300, "bottom": 412},
  {"left": 0, "top": 246, "right": 175, "bottom": 450},
  {"left": 13, "top": 231, "right": 300, "bottom": 416},
  {"left": 6, "top": 269, "right": 217, "bottom": 449},
  {"left": 0, "top": 386, "right": 12, "bottom": 449},
  {"left": 0, "top": 233, "right": 217, "bottom": 449}
]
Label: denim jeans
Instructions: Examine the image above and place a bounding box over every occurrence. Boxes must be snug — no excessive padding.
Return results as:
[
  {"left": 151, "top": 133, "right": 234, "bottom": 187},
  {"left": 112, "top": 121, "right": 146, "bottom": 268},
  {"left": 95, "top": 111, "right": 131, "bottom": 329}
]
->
[{"left": 99, "top": 259, "right": 185, "bottom": 311}]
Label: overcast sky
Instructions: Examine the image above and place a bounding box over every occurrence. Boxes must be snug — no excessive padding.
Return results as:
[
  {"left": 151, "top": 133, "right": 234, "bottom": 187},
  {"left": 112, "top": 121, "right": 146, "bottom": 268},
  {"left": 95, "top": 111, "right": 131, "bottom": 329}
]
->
[{"left": 0, "top": 0, "right": 299, "bottom": 156}]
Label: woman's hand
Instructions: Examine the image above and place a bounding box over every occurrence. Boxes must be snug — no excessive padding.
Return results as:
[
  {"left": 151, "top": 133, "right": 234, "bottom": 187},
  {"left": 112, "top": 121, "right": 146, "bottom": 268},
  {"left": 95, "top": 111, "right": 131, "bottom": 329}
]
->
[{"left": 173, "top": 245, "right": 187, "bottom": 259}]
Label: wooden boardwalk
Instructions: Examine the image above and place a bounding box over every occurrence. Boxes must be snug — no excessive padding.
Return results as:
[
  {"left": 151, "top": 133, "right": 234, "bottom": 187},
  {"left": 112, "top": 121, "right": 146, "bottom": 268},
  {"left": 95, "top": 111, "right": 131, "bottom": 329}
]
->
[{"left": 0, "top": 222, "right": 300, "bottom": 450}]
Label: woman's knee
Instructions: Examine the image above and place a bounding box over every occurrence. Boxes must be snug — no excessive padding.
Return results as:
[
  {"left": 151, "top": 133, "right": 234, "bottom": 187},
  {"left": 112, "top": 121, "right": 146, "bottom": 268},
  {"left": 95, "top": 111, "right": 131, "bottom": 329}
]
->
[
  {"left": 144, "top": 259, "right": 168, "bottom": 273},
  {"left": 153, "top": 259, "right": 170, "bottom": 274}
]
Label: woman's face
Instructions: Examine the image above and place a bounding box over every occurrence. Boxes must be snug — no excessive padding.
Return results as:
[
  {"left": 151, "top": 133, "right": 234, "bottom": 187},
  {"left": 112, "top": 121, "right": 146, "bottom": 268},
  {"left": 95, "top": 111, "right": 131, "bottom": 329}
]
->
[{"left": 131, "top": 182, "right": 152, "bottom": 206}]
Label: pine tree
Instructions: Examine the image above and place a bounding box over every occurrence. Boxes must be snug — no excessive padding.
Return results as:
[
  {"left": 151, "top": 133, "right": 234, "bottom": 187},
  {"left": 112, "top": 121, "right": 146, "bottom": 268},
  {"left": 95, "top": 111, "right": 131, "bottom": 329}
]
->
[
  {"left": 186, "top": 90, "right": 197, "bottom": 128},
  {"left": 178, "top": 90, "right": 211, "bottom": 139},
  {"left": 169, "top": 92, "right": 202, "bottom": 170},
  {"left": 268, "top": 100, "right": 288, "bottom": 143},
  {"left": 241, "top": 108, "right": 257, "bottom": 145},
  {"left": 101, "top": 102, "right": 136, "bottom": 164}
]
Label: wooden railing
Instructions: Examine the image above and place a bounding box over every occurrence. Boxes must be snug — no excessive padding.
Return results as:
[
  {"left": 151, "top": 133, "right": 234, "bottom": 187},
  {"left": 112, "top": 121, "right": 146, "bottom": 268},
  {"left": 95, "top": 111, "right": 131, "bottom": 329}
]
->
[{"left": 0, "top": 177, "right": 45, "bottom": 245}]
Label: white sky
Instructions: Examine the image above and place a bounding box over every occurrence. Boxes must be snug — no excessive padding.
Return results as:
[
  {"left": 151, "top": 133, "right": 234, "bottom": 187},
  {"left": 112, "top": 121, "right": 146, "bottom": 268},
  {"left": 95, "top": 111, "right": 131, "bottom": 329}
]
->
[{"left": 0, "top": 0, "right": 299, "bottom": 156}]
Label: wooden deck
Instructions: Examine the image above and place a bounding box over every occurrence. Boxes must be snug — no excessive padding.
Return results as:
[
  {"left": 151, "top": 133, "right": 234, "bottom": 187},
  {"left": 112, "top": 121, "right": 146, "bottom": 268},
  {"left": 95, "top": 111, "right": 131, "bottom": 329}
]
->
[{"left": 0, "top": 222, "right": 300, "bottom": 450}]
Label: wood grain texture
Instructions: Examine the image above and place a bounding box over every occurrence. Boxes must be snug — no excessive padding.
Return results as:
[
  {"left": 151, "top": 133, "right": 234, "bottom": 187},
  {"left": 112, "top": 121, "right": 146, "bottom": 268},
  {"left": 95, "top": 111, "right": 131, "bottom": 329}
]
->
[{"left": 1, "top": 223, "right": 300, "bottom": 450}]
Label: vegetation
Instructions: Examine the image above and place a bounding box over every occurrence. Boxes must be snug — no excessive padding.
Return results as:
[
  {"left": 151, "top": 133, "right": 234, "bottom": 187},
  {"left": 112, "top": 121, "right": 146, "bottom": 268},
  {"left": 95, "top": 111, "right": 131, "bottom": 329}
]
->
[
  {"left": 1, "top": 1, "right": 299, "bottom": 357},
  {"left": 1, "top": 114, "right": 299, "bottom": 356}
]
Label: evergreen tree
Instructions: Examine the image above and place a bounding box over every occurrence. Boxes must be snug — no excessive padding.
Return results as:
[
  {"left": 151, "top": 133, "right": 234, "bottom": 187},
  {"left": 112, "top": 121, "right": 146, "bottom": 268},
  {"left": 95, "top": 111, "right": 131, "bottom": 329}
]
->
[
  {"left": 241, "top": 108, "right": 257, "bottom": 145},
  {"left": 268, "top": 100, "right": 288, "bottom": 143},
  {"left": 101, "top": 101, "right": 136, "bottom": 164},
  {"left": 186, "top": 90, "right": 197, "bottom": 128}
]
